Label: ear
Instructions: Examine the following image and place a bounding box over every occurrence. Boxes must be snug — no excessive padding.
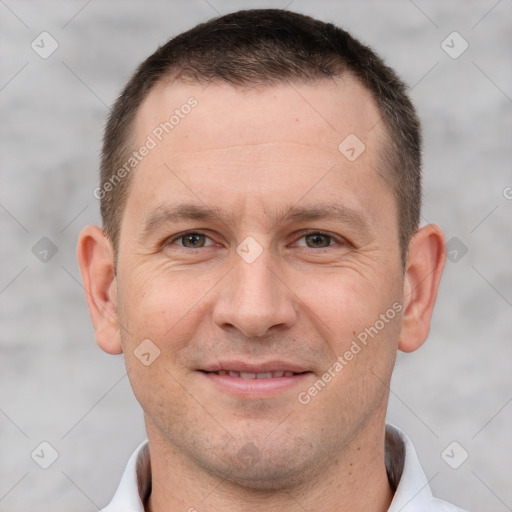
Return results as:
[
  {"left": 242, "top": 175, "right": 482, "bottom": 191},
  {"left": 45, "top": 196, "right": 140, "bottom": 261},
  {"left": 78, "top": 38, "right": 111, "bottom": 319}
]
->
[
  {"left": 398, "top": 224, "right": 446, "bottom": 353},
  {"left": 77, "top": 225, "right": 122, "bottom": 354}
]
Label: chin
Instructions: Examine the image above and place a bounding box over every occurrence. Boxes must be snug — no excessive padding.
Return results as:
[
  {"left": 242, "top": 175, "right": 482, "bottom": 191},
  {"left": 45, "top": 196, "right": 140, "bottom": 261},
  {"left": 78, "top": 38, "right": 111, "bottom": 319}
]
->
[
  {"left": 217, "top": 465, "right": 312, "bottom": 491},
  {"left": 200, "top": 441, "right": 322, "bottom": 491}
]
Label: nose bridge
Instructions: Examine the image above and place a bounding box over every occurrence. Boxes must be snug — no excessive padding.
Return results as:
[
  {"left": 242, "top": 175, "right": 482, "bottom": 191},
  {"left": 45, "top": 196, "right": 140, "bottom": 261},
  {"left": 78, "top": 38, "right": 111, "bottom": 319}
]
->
[
  {"left": 236, "top": 253, "right": 278, "bottom": 307},
  {"left": 213, "top": 244, "right": 297, "bottom": 337}
]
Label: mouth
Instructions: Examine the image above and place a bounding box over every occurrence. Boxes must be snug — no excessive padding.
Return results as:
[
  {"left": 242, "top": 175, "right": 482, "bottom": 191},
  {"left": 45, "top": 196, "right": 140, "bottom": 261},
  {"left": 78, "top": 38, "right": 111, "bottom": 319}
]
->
[
  {"left": 198, "top": 363, "right": 313, "bottom": 397},
  {"left": 200, "top": 370, "right": 306, "bottom": 379}
]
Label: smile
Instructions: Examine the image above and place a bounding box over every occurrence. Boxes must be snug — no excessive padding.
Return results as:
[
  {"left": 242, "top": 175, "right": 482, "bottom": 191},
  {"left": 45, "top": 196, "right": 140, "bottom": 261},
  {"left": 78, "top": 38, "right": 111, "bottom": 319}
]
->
[
  {"left": 199, "top": 364, "right": 313, "bottom": 397},
  {"left": 203, "top": 370, "right": 302, "bottom": 379}
]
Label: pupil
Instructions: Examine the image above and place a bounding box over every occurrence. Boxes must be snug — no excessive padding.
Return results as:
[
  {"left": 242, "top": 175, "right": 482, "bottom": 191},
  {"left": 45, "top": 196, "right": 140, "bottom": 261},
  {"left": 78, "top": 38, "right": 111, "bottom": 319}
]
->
[
  {"left": 307, "top": 234, "right": 330, "bottom": 248},
  {"left": 184, "top": 234, "right": 204, "bottom": 247}
]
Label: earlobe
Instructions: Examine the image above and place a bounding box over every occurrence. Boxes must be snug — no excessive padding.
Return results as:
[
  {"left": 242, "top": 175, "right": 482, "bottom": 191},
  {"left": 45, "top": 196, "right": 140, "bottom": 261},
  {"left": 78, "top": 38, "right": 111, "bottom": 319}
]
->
[
  {"left": 398, "top": 224, "right": 446, "bottom": 353},
  {"left": 77, "top": 225, "right": 123, "bottom": 355}
]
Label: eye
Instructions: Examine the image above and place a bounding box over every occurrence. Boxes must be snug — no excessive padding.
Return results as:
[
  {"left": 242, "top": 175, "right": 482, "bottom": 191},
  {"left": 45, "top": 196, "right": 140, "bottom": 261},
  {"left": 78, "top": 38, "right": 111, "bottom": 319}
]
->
[
  {"left": 293, "top": 231, "right": 340, "bottom": 249},
  {"left": 171, "top": 232, "right": 215, "bottom": 248}
]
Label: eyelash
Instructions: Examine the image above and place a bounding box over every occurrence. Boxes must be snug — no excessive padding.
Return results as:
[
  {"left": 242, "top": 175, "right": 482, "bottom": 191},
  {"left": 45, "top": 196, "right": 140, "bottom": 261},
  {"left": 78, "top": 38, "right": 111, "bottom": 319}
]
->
[{"left": 166, "top": 230, "right": 347, "bottom": 249}]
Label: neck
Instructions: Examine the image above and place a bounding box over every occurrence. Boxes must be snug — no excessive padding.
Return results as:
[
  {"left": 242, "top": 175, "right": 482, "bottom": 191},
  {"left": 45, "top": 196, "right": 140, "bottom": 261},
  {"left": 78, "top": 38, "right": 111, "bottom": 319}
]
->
[{"left": 145, "top": 414, "right": 393, "bottom": 512}]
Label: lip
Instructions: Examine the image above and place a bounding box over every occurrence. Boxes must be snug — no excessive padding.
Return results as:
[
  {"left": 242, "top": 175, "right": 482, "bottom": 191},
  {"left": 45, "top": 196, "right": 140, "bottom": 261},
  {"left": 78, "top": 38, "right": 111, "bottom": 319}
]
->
[
  {"left": 198, "top": 360, "right": 313, "bottom": 398},
  {"left": 199, "top": 360, "right": 309, "bottom": 374}
]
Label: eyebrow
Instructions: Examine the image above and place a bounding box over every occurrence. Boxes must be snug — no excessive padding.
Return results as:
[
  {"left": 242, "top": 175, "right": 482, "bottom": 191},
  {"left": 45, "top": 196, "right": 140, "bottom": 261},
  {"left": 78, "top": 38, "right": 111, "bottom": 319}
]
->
[
  {"left": 277, "top": 204, "right": 372, "bottom": 234},
  {"left": 138, "top": 203, "right": 233, "bottom": 240},
  {"left": 138, "top": 202, "right": 372, "bottom": 240}
]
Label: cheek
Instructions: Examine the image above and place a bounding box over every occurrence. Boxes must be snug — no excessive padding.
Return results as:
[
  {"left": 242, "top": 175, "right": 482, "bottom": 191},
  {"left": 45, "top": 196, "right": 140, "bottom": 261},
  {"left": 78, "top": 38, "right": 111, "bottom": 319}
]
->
[
  {"left": 115, "top": 266, "right": 213, "bottom": 417},
  {"left": 116, "top": 264, "right": 217, "bottom": 351},
  {"left": 293, "top": 265, "right": 402, "bottom": 343},
  {"left": 292, "top": 266, "right": 403, "bottom": 405}
]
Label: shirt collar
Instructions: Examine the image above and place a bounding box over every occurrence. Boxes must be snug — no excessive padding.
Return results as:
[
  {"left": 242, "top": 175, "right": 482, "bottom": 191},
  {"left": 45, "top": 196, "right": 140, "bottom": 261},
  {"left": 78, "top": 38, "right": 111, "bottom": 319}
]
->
[{"left": 102, "top": 424, "right": 465, "bottom": 512}]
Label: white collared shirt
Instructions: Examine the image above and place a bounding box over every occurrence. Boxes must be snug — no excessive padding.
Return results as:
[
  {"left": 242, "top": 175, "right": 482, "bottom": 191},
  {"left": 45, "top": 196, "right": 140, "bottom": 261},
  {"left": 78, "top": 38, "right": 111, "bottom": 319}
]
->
[{"left": 101, "top": 424, "right": 468, "bottom": 512}]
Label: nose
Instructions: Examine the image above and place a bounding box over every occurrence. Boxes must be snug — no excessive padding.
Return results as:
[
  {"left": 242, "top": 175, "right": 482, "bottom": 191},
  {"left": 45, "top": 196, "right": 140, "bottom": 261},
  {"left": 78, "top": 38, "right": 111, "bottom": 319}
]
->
[{"left": 212, "top": 249, "right": 298, "bottom": 338}]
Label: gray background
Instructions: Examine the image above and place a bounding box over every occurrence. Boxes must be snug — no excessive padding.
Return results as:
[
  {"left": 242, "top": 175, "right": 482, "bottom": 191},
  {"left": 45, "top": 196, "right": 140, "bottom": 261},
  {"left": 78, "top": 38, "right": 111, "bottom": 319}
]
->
[{"left": 1, "top": 1, "right": 511, "bottom": 510}]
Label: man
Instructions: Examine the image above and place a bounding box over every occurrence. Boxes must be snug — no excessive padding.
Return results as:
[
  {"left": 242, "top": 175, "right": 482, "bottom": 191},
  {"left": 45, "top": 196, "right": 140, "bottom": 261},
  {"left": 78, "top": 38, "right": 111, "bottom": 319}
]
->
[{"left": 77, "top": 9, "right": 467, "bottom": 512}]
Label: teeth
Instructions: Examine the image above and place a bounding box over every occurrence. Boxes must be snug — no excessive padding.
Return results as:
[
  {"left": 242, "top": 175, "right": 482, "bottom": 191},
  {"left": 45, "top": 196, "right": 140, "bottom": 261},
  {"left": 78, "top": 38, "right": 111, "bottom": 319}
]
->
[
  {"left": 215, "top": 370, "right": 297, "bottom": 378},
  {"left": 256, "top": 372, "right": 273, "bottom": 379}
]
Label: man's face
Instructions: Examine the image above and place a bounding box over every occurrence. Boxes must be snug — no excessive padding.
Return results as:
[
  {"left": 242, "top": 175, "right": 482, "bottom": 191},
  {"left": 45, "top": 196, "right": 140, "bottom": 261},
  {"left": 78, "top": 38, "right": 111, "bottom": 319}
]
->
[{"left": 115, "top": 78, "right": 404, "bottom": 487}]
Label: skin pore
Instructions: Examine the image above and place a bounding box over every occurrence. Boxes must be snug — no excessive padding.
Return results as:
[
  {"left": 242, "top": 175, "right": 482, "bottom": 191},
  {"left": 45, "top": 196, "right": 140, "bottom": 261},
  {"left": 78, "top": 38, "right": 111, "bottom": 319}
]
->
[{"left": 78, "top": 77, "right": 446, "bottom": 512}]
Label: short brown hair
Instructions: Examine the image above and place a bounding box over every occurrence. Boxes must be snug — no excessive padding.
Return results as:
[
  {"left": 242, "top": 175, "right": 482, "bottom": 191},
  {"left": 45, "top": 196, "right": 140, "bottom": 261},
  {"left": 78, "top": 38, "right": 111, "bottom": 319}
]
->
[{"left": 100, "top": 9, "right": 422, "bottom": 263}]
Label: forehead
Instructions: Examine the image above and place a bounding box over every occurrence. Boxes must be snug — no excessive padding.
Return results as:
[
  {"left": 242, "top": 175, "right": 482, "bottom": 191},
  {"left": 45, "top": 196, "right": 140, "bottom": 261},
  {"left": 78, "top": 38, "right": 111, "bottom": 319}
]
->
[
  {"left": 124, "top": 78, "right": 394, "bottom": 235},
  {"left": 135, "top": 77, "right": 382, "bottom": 156}
]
